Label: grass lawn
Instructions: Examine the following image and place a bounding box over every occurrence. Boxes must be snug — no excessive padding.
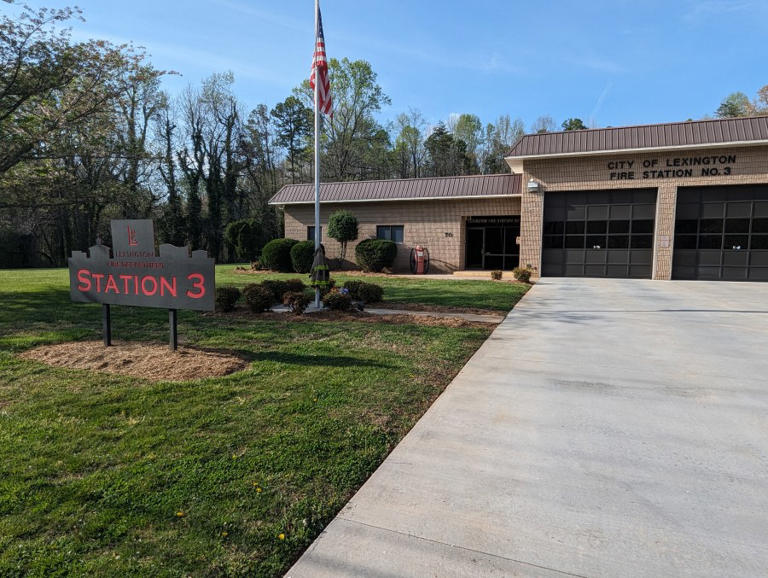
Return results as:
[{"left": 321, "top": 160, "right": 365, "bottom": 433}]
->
[
  {"left": 216, "top": 265, "right": 528, "bottom": 311},
  {"left": 0, "top": 267, "right": 527, "bottom": 577}
]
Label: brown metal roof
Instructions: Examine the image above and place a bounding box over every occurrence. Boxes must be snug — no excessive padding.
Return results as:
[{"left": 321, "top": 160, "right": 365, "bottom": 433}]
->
[
  {"left": 269, "top": 173, "right": 521, "bottom": 205},
  {"left": 507, "top": 116, "right": 768, "bottom": 158}
]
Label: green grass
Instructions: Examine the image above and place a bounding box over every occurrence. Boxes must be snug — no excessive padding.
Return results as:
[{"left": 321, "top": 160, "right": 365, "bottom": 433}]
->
[
  {"left": 0, "top": 267, "right": 527, "bottom": 576},
  {"left": 216, "top": 265, "right": 529, "bottom": 311}
]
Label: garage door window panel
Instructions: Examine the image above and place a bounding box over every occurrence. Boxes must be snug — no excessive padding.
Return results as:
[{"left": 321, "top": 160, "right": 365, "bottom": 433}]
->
[
  {"left": 565, "top": 235, "right": 586, "bottom": 249},
  {"left": 608, "top": 235, "right": 629, "bottom": 249},
  {"left": 751, "top": 236, "right": 768, "bottom": 250},
  {"left": 630, "top": 236, "right": 653, "bottom": 249}
]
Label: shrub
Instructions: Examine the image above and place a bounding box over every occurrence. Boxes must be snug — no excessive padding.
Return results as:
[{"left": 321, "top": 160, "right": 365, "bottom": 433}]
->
[
  {"left": 283, "top": 291, "right": 311, "bottom": 315},
  {"left": 260, "top": 280, "right": 289, "bottom": 303},
  {"left": 343, "top": 280, "right": 383, "bottom": 303},
  {"left": 358, "top": 282, "right": 383, "bottom": 303},
  {"left": 261, "top": 238, "right": 298, "bottom": 272},
  {"left": 490, "top": 270, "right": 503, "bottom": 281},
  {"left": 327, "top": 210, "right": 358, "bottom": 264},
  {"left": 242, "top": 284, "right": 273, "bottom": 313},
  {"left": 225, "top": 219, "right": 262, "bottom": 262},
  {"left": 512, "top": 267, "right": 533, "bottom": 283},
  {"left": 342, "top": 280, "right": 363, "bottom": 298},
  {"left": 355, "top": 239, "right": 397, "bottom": 272},
  {"left": 290, "top": 240, "right": 315, "bottom": 273},
  {"left": 318, "top": 278, "right": 336, "bottom": 298},
  {"left": 323, "top": 290, "right": 352, "bottom": 311},
  {"left": 215, "top": 286, "right": 241, "bottom": 312},
  {"left": 285, "top": 278, "right": 306, "bottom": 293}
]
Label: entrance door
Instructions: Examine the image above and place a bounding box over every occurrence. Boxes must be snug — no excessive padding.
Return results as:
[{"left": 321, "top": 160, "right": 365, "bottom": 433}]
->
[
  {"left": 673, "top": 185, "right": 768, "bottom": 281},
  {"left": 466, "top": 228, "right": 484, "bottom": 269},
  {"left": 465, "top": 216, "right": 521, "bottom": 270},
  {"left": 542, "top": 189, "right": 657, "bottom": 278}
]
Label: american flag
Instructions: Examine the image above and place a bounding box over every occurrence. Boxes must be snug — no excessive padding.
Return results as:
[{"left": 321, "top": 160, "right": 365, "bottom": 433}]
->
[{"left": 310, "top": 2, "right": 332, "bottom": 116}]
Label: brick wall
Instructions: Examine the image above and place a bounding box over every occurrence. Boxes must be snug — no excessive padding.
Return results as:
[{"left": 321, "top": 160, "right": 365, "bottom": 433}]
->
[
  {"left": 520, "top": 145, "right": 768, "bottom": 279},
  {"left": 282, "top": 197, "right": 522, "bottom": 272}
]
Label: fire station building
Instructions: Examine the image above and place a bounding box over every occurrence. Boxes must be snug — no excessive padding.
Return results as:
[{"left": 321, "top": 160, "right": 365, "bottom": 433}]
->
[{"left": 269, "top": 116, "right": 768, "bottom": 280}]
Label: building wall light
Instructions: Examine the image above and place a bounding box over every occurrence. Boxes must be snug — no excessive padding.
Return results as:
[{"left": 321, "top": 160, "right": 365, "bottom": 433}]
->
[{"left": 527, "top": 179, "right": 542, "bottom": 193}]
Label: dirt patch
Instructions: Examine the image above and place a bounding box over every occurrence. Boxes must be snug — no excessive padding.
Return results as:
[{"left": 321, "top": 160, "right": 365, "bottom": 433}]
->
[{"left": 20, "top": 341, "right": 249, "bottom": 382}]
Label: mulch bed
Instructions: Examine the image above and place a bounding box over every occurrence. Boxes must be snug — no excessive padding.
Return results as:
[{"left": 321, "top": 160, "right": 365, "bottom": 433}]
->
[{"left": 21, "top": 341, "right": 249, "bottom": 382}]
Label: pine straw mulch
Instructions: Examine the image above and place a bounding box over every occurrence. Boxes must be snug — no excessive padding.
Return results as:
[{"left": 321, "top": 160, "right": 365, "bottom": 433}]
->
[{"left": 20, "top": 341, "right": 249, "bottom": 382}]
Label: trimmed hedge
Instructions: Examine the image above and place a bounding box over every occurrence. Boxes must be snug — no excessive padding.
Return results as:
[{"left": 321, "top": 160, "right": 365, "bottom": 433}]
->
[
  {"left": 343, "top": 280, "right": 383, "bottom": 303},
  {"left": 290, "top": 240, "right": 315, "bottom": 273},
  {"left": 260, "top": 280, "right": 289, "bottom": 303},
  {"left": 283, "top": 291, "right": 311, "bottom": 315},
  {"left": 355, "top": 239, "right": 397, "bottom": 272},
  {"left": 242, "top": 284, "right": 273, "bottom": 313},
  {"left": 261, "top": 238, "right": 298, "bottom": 272},
  {"left": 284, "top": 278, "right": 306, "bottom": 293},
  {"left": 512, "top": 267, "right": 533, "bottom": 283},
  {"left": 323, "top": 290, "right": 352, "bottom": 311},
  {"left": 215, "top": 286, "right": 241, "bottom": 312}
]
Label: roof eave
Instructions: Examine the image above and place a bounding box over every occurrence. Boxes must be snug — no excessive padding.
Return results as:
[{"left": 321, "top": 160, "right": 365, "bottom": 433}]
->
[
  {"left": 505, "top": 139, "right": 768, "bottom": 162},
  {"left": 269, "top": 193, "right": 522, "bottom": 206}
]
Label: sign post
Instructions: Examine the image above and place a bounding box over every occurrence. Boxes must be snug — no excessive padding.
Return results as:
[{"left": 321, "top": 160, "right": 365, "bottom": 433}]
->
[
  {"left": 68, "top": 220, "right": 215, "bottom": 348},
  {"left": 169, "top": 309, "right": 178, "bottom": 351},
  {"left": 103, "top": 304, "right": 112, "bottom": 347}
]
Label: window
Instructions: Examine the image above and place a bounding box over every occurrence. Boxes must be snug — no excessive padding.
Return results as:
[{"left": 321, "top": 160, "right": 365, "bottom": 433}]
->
[
  {"left": 307, "top": 226, "right": 322, "bottom": 241},
  {"left": 376, "top": 225, "right": 404, "bottom": 243}
]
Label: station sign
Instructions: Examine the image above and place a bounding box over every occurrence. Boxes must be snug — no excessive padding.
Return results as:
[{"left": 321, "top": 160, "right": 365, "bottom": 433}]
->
[{"left": 68, "top": 220, "right": 215, "bottom": 312}]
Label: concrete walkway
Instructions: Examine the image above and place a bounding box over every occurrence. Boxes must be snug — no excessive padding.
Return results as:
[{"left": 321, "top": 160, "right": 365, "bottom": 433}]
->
[{"left": 287, "top": 278, "right": 768, "bottom": 577}]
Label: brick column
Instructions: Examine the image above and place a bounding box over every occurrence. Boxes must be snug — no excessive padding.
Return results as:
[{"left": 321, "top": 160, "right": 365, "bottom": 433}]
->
[
  {"left": 519, "top": 176, "right": 544, "bottom": 278},
  {"left": 653, "top": 184, "right": 678, "bottom": 280}
]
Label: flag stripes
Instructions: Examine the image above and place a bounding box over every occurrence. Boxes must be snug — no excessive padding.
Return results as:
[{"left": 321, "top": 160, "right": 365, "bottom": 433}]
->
[{"left": 310, "top": 4, "right": 332, "bottom": 116}]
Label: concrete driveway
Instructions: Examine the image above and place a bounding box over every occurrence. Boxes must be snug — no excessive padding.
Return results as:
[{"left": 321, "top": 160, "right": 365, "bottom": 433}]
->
[{"left": 287, "top": 278, "right": 768, "bottom": 577}]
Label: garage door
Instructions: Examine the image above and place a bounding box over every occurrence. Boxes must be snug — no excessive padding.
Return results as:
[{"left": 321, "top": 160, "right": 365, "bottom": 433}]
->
[
  {"left": 542, "top": 189, "right": 657, "bottom": 278},
  {"left": 672, "top": 185, "right": 768, "bottom": 281}
]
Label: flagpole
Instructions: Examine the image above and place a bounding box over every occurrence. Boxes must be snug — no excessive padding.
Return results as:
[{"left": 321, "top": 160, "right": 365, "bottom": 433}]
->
[{"left": 313, "top": 0, "right": 321, "bottom": 309}]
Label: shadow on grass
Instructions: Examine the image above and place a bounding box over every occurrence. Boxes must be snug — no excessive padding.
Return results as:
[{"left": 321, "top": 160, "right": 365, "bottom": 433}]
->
[{"left": 249, "top": 350, "right": 396, "bottom": 369}]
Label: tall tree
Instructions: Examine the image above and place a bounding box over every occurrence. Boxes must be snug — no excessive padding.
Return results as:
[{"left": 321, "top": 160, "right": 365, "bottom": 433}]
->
[
  {"left": 295, "top": 58, "right": 391, "bottom": 181},
  {"left": 562, "top": 117, "right": 588, "bottom": 131},
  {"left": 0, "top": 5, "right": 144, "bottom": 176},
  {"left": 425, "top": 122, "right": 474, "bottom": 177},
  {"left": 716, "top": 92, "right": 755, "bottom": 118},
  {"left": 271, "top": 96, "right": 311, "bottom": 184},
  {"left": 454, "top": 114, "right": 483, "bottom": 157},
  {"left": 481, "top": 115, "right": 525, "bottom": 174},
  {"left": 394, "top": 109, "right": 426, "bottom": 178},
  {"left": 531, "top": 115, "right": 556, "bottom": 133}
]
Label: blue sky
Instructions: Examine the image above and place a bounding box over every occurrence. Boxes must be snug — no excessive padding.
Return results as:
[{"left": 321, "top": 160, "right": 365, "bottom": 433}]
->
[{"left": 8, "top": 0, "right": 768, "bottom": 131}]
